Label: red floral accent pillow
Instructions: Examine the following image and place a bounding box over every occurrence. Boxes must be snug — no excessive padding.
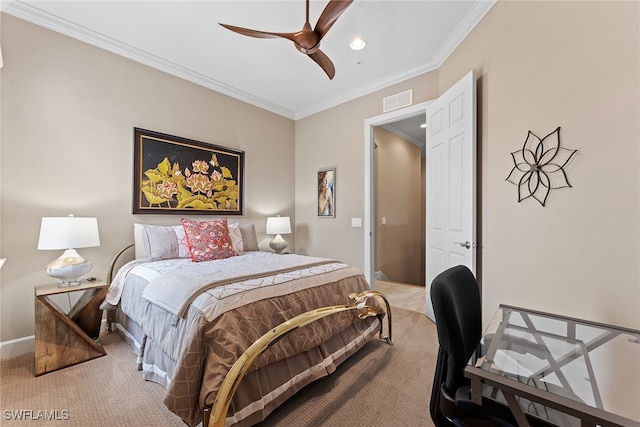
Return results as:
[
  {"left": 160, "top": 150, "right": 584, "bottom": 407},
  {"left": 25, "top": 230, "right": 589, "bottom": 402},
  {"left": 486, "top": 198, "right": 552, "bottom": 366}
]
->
[{"left": 181, "top": 218, "right": 236, "bottom": 262}]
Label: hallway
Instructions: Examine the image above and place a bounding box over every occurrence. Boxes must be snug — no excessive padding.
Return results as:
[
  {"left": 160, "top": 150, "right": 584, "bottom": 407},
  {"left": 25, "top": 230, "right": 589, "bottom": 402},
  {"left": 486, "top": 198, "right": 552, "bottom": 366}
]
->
[{"left": 375, "top": 280, "right": 427, "bottom": 314}]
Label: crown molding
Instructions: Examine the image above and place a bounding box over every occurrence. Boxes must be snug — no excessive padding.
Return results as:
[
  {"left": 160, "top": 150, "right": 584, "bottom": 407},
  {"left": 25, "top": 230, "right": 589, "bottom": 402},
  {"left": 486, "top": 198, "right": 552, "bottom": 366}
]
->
[
  {"left": 379, "top": 124, "right": 424, "bottom": 147},
  {"left": 1, "top": 0, "right": 296, "bottom": 119},
  {"left": 294, "top": 60, "right": 439, "bottom": 120},
  {"left": 295, "top": 0, "right": 496, "bottom": 119},
  {"left": 2, "top": 0, "right": 495, "bottom": 121},
  {"left": 433, "top": 0, "right": 496, "bottom": 67}
]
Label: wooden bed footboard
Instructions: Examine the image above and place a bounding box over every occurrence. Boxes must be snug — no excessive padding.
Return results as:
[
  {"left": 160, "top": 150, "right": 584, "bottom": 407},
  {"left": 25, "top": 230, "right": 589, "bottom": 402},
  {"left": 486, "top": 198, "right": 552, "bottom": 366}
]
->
[{"left": 207, "top": 290, "right": 393, "bottom": 427}]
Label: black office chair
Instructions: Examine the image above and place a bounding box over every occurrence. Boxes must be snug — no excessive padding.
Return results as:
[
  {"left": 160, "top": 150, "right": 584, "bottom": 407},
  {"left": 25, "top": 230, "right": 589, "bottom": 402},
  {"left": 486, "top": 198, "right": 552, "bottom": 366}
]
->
[{"left": 429, "top": 265, "right": 511, "bottom": 427}]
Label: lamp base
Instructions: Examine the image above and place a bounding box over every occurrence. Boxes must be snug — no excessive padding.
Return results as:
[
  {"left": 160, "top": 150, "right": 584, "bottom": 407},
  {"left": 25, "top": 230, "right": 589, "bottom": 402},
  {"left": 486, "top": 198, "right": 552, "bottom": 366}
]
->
[
  {"left": 269, "top": 235, "right": 288, "bottom": 254},
  {"left": 45, "top": 249, "right": 93, "bottom": 286}
]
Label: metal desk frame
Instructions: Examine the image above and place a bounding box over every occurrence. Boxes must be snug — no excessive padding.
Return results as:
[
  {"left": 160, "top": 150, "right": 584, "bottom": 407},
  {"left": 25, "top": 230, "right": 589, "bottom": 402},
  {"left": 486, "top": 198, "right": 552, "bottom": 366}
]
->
[{"left": 464, "top": 304, "right": 640, "bottom": 427}]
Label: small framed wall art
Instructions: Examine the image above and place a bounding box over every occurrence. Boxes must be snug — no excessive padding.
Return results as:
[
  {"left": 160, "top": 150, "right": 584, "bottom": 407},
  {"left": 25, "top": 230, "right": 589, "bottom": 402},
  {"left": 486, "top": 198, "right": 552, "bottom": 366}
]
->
[
  {"left": 317, "top": 168, "right": 335, "bottom": 217},
  {"left": 133, "top": 128, "right": 244, "bottom": 215}
]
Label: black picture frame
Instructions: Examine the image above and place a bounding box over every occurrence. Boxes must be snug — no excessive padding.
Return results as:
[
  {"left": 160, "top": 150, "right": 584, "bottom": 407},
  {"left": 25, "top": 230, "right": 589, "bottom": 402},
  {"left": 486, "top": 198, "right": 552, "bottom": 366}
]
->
[{"left": 133, "top": 128, "right": 244, "bottom": 215}]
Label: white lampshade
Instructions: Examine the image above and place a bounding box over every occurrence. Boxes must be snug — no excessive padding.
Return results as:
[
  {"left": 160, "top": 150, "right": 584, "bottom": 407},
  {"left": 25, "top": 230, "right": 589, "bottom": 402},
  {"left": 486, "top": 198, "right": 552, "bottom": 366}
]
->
[
  {"left": 266, "top": 216, "right": 291, "bottom": 235},
  {"left": 38, "top": 215, "right": 100, "bottom": 286},
  {"left": 266, "top": 216, "right": 291, "bottom": 254},
  {"left": 38, "top": 216, "right": 100, "bottom": 250}
]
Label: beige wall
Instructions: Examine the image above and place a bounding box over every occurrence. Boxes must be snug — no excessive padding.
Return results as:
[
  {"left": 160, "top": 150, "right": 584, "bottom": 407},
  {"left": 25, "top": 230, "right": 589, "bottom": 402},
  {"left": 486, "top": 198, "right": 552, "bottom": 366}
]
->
[
  {"left": 1, "top": 0, "right": 639, "bottom": 351},
  {"left": 0, "top": 14, "right": 295, "bottom": 345},
  {"left": 296, "top": 1, "right": 640, "bottom": 329},
  {"left": 374, "top": 127, "right": 423, "bottom": 285},
  {"left": 294, "top": 71, "right": 440, "bottom": 269}
]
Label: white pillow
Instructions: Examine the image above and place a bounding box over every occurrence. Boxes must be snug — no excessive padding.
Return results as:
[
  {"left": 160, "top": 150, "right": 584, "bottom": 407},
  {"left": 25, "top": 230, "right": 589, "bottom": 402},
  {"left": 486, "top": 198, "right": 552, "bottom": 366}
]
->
[
  {"left": 227, "top": 223, "right": 244, "bottom": 253},
  {"left": 228, "top": 223, "right": 259, "bottom": 253},
  {"left": 133, "top": 223, "right": 190, "bottom": 260}
]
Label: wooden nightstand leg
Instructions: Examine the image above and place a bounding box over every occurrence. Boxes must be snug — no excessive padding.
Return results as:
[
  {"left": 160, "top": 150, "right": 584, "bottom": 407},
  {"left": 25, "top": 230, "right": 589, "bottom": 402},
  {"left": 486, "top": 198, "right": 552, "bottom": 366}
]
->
[
  {"left": 69, "top": 287, "right": 107, "bottom": 339},
  {"left": 34, "top": 293, "right": 106, "bottom": 376},
  {"left": 34, "top": 296, "right": 59, "bottom": 376}
]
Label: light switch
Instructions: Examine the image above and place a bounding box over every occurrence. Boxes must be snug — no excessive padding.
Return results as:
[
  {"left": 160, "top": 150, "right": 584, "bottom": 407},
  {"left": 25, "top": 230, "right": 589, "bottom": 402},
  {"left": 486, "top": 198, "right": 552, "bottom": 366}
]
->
[
  {"left": 381, "top": 217, "right": 387, "bottom": 225},
  {"left": 351, "top": 218, "right": 362, "bottom": 227}
]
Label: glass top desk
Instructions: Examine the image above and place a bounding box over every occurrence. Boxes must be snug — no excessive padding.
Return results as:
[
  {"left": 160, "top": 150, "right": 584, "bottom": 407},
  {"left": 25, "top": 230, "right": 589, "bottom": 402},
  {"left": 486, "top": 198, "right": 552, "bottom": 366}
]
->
[{"left": 464, "top": 304, "right": 640, "bottom": 427}]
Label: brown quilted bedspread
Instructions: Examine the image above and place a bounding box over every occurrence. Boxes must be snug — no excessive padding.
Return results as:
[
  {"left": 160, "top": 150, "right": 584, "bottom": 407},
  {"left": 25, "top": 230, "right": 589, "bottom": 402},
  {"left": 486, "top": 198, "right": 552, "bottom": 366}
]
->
[{"left": 163, "top": 273, "right": 382, "bottom": 426}]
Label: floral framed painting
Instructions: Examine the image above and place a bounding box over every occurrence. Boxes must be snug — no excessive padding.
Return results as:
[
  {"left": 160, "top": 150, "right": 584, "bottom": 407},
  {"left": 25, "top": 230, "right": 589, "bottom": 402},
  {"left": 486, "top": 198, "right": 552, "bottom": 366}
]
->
[
  {"left": 133, "top": 128, "right": 244, "bottom": 215},
  {"left": 317, "top": 168, "right": 335, "bottom": 217}
]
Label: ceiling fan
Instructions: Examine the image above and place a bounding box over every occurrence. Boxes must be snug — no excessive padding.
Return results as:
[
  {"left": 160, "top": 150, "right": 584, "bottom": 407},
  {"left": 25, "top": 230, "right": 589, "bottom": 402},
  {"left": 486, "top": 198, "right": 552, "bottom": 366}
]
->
[{"left": 219, "top": 0, "right": 354, "bottom": 80}]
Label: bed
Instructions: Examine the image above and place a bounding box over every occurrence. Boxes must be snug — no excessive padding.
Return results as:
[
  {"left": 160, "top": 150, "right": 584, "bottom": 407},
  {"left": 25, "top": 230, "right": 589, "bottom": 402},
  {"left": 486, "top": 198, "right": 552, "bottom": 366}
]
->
[{"left": 102, "top": 220, "right": 391, "bottom": 427}]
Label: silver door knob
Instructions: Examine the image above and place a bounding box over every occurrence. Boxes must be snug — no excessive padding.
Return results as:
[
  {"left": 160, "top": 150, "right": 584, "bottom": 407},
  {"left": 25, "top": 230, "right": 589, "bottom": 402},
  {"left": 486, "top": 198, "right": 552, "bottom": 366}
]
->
[{"left": 454, "top": 241, "right": 471, "bottom": 249}]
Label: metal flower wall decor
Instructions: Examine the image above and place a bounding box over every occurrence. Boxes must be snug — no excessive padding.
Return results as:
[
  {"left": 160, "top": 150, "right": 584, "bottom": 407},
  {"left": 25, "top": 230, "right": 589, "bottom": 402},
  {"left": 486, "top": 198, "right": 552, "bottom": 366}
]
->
[{"left": 506, "top": 127, "right": 577, "bottom": 207}]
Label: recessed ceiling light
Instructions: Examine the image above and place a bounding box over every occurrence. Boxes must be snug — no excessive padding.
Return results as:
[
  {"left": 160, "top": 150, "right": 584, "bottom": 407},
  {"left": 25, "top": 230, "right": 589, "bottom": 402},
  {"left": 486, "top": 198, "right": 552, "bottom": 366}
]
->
[
  {"left": 350, "top": 37, "right": 366, "bottom": 51},
  {"left": 420, "top": 123, "right": 427, "bottom": 128}
]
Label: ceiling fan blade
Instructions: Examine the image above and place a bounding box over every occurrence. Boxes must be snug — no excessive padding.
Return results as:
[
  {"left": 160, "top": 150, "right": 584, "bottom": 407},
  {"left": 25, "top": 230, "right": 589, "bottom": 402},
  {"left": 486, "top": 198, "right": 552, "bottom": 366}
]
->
[
  {"left": 219, "top": 23, "right": 297, "bottom": 42},
  {"left": 309, "top": 49, "right": 336, "bottom": 80},
  {"left": 314, "top": 0, "right": 354, "bottom": 39},
  {"left": 220, "top": 0, "right": 350, "bottom": 80}
]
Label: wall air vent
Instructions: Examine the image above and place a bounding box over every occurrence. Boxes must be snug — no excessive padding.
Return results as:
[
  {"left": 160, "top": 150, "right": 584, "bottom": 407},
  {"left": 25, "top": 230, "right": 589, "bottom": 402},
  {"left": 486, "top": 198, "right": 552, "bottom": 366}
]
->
[{"left": 382, "top": 89, "right": 413, "bottom": 113}]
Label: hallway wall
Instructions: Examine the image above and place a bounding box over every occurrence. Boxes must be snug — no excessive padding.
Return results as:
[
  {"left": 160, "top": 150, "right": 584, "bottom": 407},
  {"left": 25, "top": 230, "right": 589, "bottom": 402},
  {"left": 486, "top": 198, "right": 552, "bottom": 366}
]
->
[{"left": 374, "top": 126, "right": 424, "bottom": 285}]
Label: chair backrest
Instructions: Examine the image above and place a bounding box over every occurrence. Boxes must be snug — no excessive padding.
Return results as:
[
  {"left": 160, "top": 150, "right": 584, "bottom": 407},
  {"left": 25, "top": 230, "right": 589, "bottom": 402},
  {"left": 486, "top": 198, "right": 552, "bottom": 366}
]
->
[{"left": 430, "top": 265, "right": 482, "bottom": 393}]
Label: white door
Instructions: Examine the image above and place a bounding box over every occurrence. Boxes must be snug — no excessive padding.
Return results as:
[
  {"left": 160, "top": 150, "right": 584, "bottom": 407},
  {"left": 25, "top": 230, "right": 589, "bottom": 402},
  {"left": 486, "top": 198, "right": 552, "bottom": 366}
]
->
[{"left": 425, "top": 71, "right": 477, "bottom": 322}]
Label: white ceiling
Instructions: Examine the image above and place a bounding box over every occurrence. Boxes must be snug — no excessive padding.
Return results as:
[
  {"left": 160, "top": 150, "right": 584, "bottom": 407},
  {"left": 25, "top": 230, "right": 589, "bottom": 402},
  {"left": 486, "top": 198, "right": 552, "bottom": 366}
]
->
[
  {"left": 382, "top": 113, "right": 426, "bottom": 147},
  {"left": 2, "top": 0, "right": 494, "bottom": 120}
]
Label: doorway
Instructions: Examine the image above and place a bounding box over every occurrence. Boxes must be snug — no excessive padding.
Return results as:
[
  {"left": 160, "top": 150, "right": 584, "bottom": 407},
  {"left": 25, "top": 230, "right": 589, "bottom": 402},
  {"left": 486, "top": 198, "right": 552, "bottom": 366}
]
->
[
  {"left": 363, "top": 102, "right": 431, "bottom": 313},
  {"left": 364, "top": 71, "right": 477, "bottom": 321},
  {"left": 372, "top": 116, "right": 427, "bottom": 313}
]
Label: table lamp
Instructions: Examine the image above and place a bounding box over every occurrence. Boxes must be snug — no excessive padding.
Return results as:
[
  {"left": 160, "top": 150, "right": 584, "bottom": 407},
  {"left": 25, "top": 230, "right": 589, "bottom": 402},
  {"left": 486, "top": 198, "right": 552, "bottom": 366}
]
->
[
  {"left": 37, "top": 215, "right": 100, "bottom": 286},
  {"left": 266, "top": 216, "right": 291, "bottom": 254}
]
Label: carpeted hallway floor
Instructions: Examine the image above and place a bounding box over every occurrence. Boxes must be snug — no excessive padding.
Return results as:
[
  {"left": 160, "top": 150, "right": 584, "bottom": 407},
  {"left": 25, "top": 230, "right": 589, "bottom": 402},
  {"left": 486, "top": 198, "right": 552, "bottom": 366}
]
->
[
  {"left": 1, "top": 305, "right": 437, "bottom": 427},
  {"left": 375, "top": 280, "right": 427, "bottom": 314}
]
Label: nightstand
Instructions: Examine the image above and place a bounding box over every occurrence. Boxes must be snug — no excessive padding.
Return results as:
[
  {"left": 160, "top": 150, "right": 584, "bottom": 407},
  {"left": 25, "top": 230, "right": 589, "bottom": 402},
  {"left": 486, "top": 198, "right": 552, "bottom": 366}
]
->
[{"left": 34, "top": 279, "right": 108, "bottom": 376}]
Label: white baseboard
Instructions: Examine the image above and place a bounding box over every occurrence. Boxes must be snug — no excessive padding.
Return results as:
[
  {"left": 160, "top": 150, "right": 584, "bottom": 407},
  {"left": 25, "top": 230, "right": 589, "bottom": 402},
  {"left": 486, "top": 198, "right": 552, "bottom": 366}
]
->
[
  {"left": 0, "top": 335, "right": 34, "bottom": 359},
  {"left": 1, "top": 319, "right": 108, "bottom": 360},
  {"left": 374, "top": 271, "right": 390, "bottom": 281}
]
